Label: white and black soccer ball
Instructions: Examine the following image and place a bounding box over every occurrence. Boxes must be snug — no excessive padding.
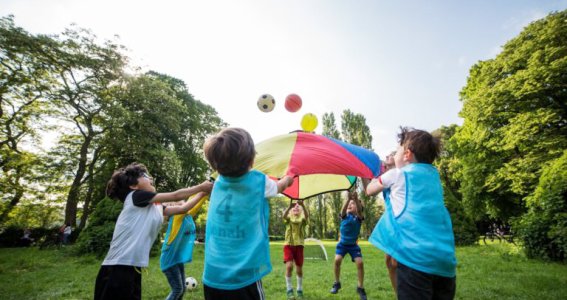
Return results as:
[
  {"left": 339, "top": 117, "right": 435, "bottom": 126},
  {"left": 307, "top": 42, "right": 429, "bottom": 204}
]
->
[
  {"left": 257, "top": 94, "right": 275, "bottom": 112},
  {"left": 185, "top": 276, "right": 198, "bottom": 290}
]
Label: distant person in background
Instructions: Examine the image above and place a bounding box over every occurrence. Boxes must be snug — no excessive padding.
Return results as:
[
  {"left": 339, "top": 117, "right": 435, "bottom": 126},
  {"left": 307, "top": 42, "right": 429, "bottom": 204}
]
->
[
  {"left": 20, "top": 229, "right": 34, "bottom": 247},
  {"left": 63, "top": 223, "right": 72, "bottom": 245}
]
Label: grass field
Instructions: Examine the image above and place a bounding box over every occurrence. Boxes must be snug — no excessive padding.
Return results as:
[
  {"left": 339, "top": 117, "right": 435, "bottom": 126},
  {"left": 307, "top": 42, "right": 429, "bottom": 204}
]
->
[{"left": 0, "top": 241, "right": 566, "bottom": 299}]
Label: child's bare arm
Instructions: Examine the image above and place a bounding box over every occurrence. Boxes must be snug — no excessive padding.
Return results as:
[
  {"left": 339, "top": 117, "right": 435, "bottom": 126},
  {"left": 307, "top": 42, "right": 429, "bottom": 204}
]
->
[
  {"left": 187, "top": 192, "right": 208, "bottom": 216},
  {"left": 298, "top": 200, "right": 309, "bottom": 221},
  {"left": 151, "top": 180, "right": 213, "bottom": 203},
  {"left": 283, "top": 200, "right": 293, "bottom": 220},
  {"left": 163, "top": 192, "right": 208, "bottom": 217},
  {"left": 365, "top": 177, "right": 384, "bottom": 196},
  {"left": 277, "top": 176, "right": 294, "bottom": 193},
  {"left": 340, "top": 199, "right": 349, "bottom": 217}
]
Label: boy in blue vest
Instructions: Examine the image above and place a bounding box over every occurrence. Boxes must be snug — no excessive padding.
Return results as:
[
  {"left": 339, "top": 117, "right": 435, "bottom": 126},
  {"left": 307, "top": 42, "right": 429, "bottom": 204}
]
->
[
  {"left": 330, "top": 191, "right": 367, "bottom": 300},
  {"left": 202, "top": 127, "right": 294, "bottom": 300},
  {"left": 160, "top": 192, "right": 208, "bottom": 300},
  {"left": 364, "top": 127, "right": 457, "bottom": 300}
]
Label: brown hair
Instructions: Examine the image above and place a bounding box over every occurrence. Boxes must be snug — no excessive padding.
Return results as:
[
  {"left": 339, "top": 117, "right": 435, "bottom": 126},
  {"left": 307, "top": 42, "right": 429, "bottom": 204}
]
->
[
  {"left": 397, "top": 126, "right": 440, "bottom": 164},
  {"left": 203, "top": 127, "right": 256, "bottom": 177},
  {"left": 106, "top": 162, "right": 148, "bottom": 201}
]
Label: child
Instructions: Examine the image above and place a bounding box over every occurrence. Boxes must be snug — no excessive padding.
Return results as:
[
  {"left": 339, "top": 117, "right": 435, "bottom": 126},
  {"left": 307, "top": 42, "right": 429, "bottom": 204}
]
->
[
  {"left": 329, "top": 191, "right": 367, "bottom": 300},
  {"left": 94, "top": 162, "right": 213, "bottom": 300},
  {"left": 202, "top": 127, "right": 293, "bottom": 300},
  {"left": 364, "top": 127, "right": 457, "bottom": 300},
  {"left": 160, "top": 192, "right": 208, "bottom": 300},
  {"left": 382, "top": 151, "right": 399, "bottom": 295},
  {"left": 282, "top": 200, "right": 309, "bottom": 300},
  {"left": 63, "top": 223, "right": 72, "bottom": 245}
]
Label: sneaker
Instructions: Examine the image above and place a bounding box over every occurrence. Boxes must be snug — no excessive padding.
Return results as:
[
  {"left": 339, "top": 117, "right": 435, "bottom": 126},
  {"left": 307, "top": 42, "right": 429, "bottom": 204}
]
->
[
  {"left": 296, "top": 290, "right": 304, "bottom": 300},
  {"left": 330, "top": 281, "right": 341, "bottom": 294},
  {"left": 357, "top": 287, "right": 367, "bottom": 300},
  {"left": 287, "top": 289, "right": 295, "bottom": 300}
]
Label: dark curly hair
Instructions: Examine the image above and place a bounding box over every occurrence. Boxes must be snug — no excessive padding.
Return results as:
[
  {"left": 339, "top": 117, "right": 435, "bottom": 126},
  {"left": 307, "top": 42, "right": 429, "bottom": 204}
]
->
[
  {"left": 203, "top": 128, "right": 256, "bottom": 177},
  {"left": 397, "top": 127, "right": 440, "bottom": 164},
  {"left": 106, "top": 163, "right": 148, "bottom": 201}
]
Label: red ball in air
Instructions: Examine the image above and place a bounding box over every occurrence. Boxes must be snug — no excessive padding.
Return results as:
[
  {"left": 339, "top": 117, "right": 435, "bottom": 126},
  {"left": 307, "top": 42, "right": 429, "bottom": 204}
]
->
[{"left": 285, "top": 94, "right": 302, "bottom": 113}]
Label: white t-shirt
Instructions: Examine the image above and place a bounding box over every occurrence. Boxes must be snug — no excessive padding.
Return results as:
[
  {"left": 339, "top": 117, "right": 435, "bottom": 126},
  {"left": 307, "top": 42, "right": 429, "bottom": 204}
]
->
[
  {"left": 102, "top": 191, "right": 163, "bottom": 267},
  {"left": 379, "top": 168, "right": 406, "bottom": 217},
  {"left": 264, "top": 175, "right": 278, "bottom": 198}
]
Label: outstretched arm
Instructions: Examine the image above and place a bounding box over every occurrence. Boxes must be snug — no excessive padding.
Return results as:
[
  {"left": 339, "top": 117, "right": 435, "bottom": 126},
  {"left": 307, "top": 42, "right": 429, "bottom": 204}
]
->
[
  {"left": 283, "top": 199, "right": 294, "bottom": 220},
  {"left": 365, "top": 177, "right": 384, "bottom": 196},
  {"left": 277, "top": 176, "right": 294, "bottom": 193},
  {"left": 151, "top": 180, "right": 213, "bottom": 203},
  {"left": 340, "top": 199, "right": 349, "bottom": 218},
  {"left": 298, "top": 200, "right": 309, "bottom": 222},
  {"left": 164, "top": 192, "right": 208, "bottom": 217}
]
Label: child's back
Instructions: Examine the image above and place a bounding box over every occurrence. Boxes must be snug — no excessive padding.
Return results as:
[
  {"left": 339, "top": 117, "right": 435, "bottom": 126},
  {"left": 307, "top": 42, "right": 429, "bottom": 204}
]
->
[
  {"left": 204, "top": 169, "right": 271, "bottom": 288},
  {"left": 202, "top": 128, "right": 293, "bottom": 299}
]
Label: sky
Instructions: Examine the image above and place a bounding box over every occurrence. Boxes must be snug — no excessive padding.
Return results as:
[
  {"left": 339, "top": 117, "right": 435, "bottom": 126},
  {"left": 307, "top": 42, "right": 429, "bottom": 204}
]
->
[{"left": 2, "top": 0, "right": 566, "bottom": 158}]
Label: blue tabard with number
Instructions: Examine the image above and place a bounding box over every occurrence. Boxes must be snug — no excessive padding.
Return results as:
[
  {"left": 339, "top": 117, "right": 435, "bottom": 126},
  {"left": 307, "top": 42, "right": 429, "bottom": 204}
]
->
[
  {"left": 203, "top": 170, "right": 271, "bottom": 290},
  {"left": 370, "top": 163, "right": 457, "bottom": 277},
  {"left": 160, "top": 214, "right": 196, "bottom": 271}
]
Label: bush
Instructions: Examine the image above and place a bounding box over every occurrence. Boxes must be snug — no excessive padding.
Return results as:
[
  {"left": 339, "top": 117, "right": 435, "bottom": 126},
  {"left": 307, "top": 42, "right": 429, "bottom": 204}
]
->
[
  {"left": 515, "top": 150, "right": 567, "bottom": 261},
  {"left": 74, "top": 197, "right": 123, "bottom": 257},
  {"left": 444, "top": 186, "right": 479, "bottom": 246},
  {"left": 0, "top": 226, "right": 61, "bottom": 247},
  {"left": 0, "top": 226, "right": 26, "bottom": 247}
]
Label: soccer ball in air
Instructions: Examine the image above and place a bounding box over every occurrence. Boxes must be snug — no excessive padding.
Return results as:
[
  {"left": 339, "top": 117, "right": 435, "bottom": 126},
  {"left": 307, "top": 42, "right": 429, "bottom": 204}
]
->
[
  {"left": 257, "top": 94, "right": 275, "bottom": 112},
  {"left": 185, "top": 276, "right": 198, "bottom": 290}
]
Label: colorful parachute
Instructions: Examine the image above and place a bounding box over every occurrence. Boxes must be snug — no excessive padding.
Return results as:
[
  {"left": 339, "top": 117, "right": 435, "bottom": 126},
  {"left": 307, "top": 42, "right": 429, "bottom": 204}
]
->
[{"left": 253, "top": 131, "right": 381, "bottom": 199}]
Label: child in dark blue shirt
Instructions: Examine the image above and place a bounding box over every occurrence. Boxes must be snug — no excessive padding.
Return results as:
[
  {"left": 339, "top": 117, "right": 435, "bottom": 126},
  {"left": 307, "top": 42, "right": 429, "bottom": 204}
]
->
[{"left": 330, "top": 191, "right": 367, "bottom": 300}]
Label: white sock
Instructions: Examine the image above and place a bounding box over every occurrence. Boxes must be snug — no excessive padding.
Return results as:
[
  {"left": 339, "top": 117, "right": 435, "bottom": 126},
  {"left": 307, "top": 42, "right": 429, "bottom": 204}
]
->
[
  {"left": 297, "top": 276, "right": 303, "bottom": 291},
  {"left": 286, "top": 276, "right": 293, "bottom": 291}
]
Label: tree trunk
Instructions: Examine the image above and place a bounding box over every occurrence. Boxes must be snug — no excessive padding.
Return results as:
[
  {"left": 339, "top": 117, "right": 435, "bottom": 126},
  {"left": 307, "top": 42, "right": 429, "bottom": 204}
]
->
[
  {"left": 64, "top": 134, "right": 92, "bottom": 226},
  {"left": 0, "top": 167, "right": 23, "bottom": 224}
]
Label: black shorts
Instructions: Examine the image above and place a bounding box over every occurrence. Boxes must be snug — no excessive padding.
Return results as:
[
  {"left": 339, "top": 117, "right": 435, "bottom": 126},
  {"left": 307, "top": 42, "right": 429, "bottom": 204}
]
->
[
  {"left": 204, "top": 281, "right": 265, "bottom": 300},
  {"left": 94, "top": 265, "right": 141, "bottom": 300},
  {"left": 397, "top": 262, "right": 456, "bottom": 300}
]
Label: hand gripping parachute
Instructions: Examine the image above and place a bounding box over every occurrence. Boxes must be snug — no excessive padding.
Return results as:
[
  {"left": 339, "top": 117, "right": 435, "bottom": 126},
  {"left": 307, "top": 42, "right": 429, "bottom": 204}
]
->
[{"left": 253, "top": 132, "right": 381, "bottom": 199}]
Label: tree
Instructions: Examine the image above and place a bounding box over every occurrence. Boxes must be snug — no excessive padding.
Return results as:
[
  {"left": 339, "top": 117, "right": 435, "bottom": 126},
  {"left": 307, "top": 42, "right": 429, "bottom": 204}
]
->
[
  {"left": 102, "top": 72, "right": 224, "bottom": 192},
  {"left": 433, "top": 125, "right": 479, "bottom": 245},
  {"left": 41, "top": 26, "right": 129, "bottom": 227},
  {"left": 0, "top": 16, "right": 55, "bottom": 223},
  {"left": 516, "top": 150, "right": 567, "bottom": 261},
  {"left": 322, "top": 112, "right": 344, "bottom": 240},
  {"left": 76, "top": 71, "right": 225, "bottom": 251},
  {"left": 454, "top": 10, "right": 567, "bottom": 221}
]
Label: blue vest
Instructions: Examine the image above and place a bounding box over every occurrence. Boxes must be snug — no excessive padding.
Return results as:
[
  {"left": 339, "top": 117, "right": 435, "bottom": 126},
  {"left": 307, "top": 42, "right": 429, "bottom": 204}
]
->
[
  {"left": 340, "top": 213, "right": 361, "bottom": 245},
  {"left": 203, "top": 170, "right": 271, "bottom": 290},
  {"left": 160, "top": 214, "right": 196, "bottom": 271},
  {"left": 370, "top": 163, "right": 457, "bottom": 277}
]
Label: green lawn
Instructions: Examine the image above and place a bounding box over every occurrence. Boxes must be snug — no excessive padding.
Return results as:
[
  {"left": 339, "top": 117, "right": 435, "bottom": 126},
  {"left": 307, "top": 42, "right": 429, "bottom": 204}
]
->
[{"left": 0, "top": 241, "right": 566, "bottom": 299}]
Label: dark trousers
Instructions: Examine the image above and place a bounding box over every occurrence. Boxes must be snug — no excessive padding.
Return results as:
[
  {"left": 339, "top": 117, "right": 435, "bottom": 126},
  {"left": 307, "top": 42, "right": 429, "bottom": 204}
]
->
[
  {"left": 204, "top": 281, "right": 265, "bottom": 300},
  {"left": 397, "top": 262, "right": 456, "bottom": 300},
  {"left": 94, "top": 265, "right": 141, "bottom": 300}
]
